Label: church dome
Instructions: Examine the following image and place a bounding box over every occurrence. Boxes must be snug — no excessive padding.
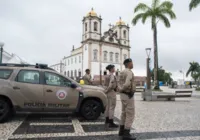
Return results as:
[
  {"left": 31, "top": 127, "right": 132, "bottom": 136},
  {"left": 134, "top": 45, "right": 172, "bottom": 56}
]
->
[
  {"left": 116, "top": 17, "right": 125, "bottom": 25},
  {"left": 86, "top": 8, "right": 98, "bottom": 17}
]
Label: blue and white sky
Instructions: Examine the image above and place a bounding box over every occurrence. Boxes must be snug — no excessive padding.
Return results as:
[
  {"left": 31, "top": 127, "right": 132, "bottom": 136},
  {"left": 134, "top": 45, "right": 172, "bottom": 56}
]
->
[{"left": 0, "top": 0, "right": 200, "bottom": 80}]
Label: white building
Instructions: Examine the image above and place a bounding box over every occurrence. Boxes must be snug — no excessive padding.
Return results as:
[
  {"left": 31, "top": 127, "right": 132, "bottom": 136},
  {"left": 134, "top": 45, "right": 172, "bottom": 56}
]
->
[
  {"left": 51, "top": 8, "right": 131, "bottom": 80},
  {"left": 2, "top": 50, "right": 28, "bottom": 64}
]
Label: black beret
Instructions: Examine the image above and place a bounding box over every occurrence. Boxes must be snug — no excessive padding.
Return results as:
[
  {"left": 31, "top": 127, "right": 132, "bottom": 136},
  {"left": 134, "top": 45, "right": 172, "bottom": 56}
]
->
[
  {"left": 106, "top": 64, "right": 115, "bottom": 70},
  {"left": 123, "top": 58, "right": 132, "bottom": 65},
  {"left": 85, "top": 69, "right": 90, "bottom": 72}
]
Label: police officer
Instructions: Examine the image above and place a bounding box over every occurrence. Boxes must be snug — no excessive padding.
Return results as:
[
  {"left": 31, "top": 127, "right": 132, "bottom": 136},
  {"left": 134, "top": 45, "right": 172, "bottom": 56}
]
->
[
  {"left": 104, "top": 64, "right": 118, "bottom": 128},
  {"left": 118, "top": 58, "right": 136, "bottom": 140},
  {"left": 83, "top": 69, "right": 92, "bottom": 85}
]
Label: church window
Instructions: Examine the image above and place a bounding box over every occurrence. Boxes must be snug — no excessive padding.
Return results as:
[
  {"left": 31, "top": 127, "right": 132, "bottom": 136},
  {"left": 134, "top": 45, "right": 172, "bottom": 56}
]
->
[
  {"left": 67, "top": 71, "right": 69, "bottom": 77},
  {"left": 75, "top": 57, "right": 77, "bottom": 63},
  {"left": 79, "top": 56, "right": 81, "bottom": 63},
  {"left": 123, "top": 30, "right": 127, "bottom": 38},
  {"left": 115, "top": 53, "right": 119, "bottom": 62},
  {"left": 85, "top": 23, "right": 88, "bottom": 31},
  {"left": 103, "top": 51, "right": 107, "bottom": 61},
  {"left": 71, "top": 70, "right": 73, "bottom": 77},
  {"left": 71, "top": 58, "right": 73, "bottom": 64},
  {"left": 94, "top": 22, "right": 98, "bottom": 31},
  {"left": 93, "top": 49, "right": 98, "bottom": 61},
  {"left": 64, "top": 71, "right": 66, "bottom": 76},
  {"left": 74, "top": 70, "right": 77, "bottom": 77},
  {"left": 110, "top": 52, "right": 113, "bottom": 62},
  {"left": 124, "top": 54, "right": 127, "bottom": 60}
]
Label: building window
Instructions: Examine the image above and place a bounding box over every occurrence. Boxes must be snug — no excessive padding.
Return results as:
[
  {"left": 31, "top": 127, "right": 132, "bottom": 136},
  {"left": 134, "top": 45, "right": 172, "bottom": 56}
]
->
[
  {"left": 65, "top": 60, "right": 66, "bottom": 66},
  {"left": 115, "top": 53, "right": 119, "bottom": 62},
  {"left": 71, "top": 70, "right": 73, "bottom": 77},
  {"left": 78, "top": 69, "right": 81, "bottom": 77},
  {"left": 124, "top": 54, "right": 127, "bottom": 60},
  {"left": 93, "top": 49, "right": 98, "bottom": 61},
  {"left": 64, "top": 71, "right": 66, "bottom": 76},
  {"left": 85, "top": 45, "right": 87, "bottom": 50},
  {"left": 75, "top": 70, "right": 77, "bottom": 77},
  {"left": 68, "top": 59, "right": 70, "bottom": 65},
  {"left": 103, "top": 51, "right": 107, "bottom": 61},
  {"left": 109, "top": 52, "right": 113, "bottom": 62},
  {"left": 79, "top": 56, "right": 81, "bottom": 63},
  {"left": 123, "top": 30, "right": 127, "bottom": 38},
  {"left": 71, "top": 58, "right": 73, "bottom": 64},
  {"left": 85, "top": 23, "right": 87, "bottom": 31},
  {"left": 115, "top": 31, "right": 118, "bottom": 38},
  {"left": 67, "top": 71, "right": 69, "bottom": 77},
  {"left": 75, "top": 57, "right": 77, "bottom": 64},
  {"left": 94, "top": 22, "right": 98, "bottom": 31}
]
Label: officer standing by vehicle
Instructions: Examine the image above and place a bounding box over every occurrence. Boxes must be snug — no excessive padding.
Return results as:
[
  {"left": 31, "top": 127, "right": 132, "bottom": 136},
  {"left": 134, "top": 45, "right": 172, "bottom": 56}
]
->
[
  {"left": 83, "top": 69, "right": 92, "bottom": 85},
  {"left": 118, "top": 58, "right": 136, "bottom": 140},
  {"left": 104, "top": 64, "right": 118, "bottom": 128}
]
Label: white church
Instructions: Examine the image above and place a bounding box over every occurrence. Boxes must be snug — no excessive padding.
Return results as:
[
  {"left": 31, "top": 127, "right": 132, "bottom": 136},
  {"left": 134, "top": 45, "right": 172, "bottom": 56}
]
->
[{"left": 50, "top": 8, "right": 131, "bottom": 80}]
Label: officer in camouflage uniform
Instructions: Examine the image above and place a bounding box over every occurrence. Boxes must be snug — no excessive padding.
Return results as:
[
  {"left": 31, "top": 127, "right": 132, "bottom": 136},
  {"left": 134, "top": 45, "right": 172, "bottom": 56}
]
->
[
  {"left": 83, "top": 69, "right": 92, "bottom": 85},
  {"left": 118, "top": 58, "right": 136, "bottom": 140},
  {"left": 104, "top": 64, "right": 118, "bottom": 128}
]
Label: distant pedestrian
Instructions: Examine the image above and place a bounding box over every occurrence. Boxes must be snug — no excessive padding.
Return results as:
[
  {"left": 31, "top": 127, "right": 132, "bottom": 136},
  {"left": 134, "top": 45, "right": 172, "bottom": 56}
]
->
[
  {"left": 83, "top": 69, "right": 92, "bottom": 85},
  {"left": 118, "top": 58, "right": 136, "bottom": 140},
  {"left": 104, "top": 64, "right": 118, "bottom": 128}
]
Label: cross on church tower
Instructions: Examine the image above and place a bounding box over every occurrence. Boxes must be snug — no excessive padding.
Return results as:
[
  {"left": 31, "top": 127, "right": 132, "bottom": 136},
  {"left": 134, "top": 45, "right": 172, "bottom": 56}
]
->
[{"left": 108, "top": 23, "right": 112, "bottom": 29}]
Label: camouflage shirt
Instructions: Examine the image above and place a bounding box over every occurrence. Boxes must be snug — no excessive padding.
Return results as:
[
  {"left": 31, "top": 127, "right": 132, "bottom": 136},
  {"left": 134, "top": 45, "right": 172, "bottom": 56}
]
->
[
  {"left": 83, "top": 74, "right": 92, "bottom": 85},
  {"left": 118, "top": 68, "right": 136, "bottom": 93},
  {"left": 104, "top": 74, "right": 117, "bottom": 93}
]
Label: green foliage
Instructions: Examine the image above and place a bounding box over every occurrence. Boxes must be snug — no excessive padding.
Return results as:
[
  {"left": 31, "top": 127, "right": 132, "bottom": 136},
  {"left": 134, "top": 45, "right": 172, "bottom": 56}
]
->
[
  {"left": 151, "top": 67, "right": 173, "bottom": 84},
  {"left": 132, "top": 0, "right": 176, "bottom": 29},
  {"left": 196, "top": 87, "right": 200, "bottom": 91},
  {"left": 189, "top": 0, "right": 200, "bottom": 11},
  {"left": 186, "top": 62, "right": 200, "bottom": 84}
]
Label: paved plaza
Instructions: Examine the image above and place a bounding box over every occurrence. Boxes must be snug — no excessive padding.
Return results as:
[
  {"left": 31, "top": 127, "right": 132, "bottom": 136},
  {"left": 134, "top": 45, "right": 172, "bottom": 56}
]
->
[{"left": 0, "top": 88, "right": 200, "bottom": 140}]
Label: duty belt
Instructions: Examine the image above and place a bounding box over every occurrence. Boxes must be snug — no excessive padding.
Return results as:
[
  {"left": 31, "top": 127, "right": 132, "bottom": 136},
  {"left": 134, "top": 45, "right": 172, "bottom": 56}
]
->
[{"left": 121, "top": 92, "right": 135, "bottom": 99}]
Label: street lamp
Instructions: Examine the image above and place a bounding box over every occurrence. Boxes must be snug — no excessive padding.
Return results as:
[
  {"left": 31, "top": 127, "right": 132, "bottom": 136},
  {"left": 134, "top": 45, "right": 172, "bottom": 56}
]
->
[
  {"left": 0, "top": 42, "right": 4, "bottom": 64},
  {"left": 180, "top": 70, "right": 184, "bottom": 84},
  {"left": 145, "top": 48, "right": 151, "bottom": 89}
]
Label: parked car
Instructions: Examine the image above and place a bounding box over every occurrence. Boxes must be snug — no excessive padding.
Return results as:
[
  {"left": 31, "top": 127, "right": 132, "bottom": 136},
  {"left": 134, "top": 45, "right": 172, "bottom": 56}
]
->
[{"left": 0, "top": 63, "right": 107, "bottom": 123}]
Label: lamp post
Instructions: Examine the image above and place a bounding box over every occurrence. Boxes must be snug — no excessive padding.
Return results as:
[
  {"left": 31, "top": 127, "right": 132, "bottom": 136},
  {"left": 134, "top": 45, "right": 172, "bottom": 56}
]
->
[
  {"left": 0, "top": 42, "right": 4, "bottom": 64},
  {"left": 145, "top": 48, "right": 151, "bottom": 89},
  {"left": 180, "top": 70, "right": 184, "bottom": 85}
]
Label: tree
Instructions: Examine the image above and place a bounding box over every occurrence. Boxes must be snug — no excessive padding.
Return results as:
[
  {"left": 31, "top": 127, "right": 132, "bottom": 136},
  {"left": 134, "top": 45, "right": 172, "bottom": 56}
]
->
[
  {"left": 132, "top": 0, "right": 176, "bottom": 89},
  {"left": 151, "top": 67, "right": 173, "bottom": 85},
  {"left": 189, "top": 0, "right": 200, "bottom": 11},
  {"left": 186, "top": 62, "right": 200, "bottom": 86}
]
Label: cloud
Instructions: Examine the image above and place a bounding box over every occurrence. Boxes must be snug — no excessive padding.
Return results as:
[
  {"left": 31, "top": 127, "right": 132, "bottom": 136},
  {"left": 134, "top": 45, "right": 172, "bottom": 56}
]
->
[{"left": 0, "top": 0, "right": 200, "bottom": 81}]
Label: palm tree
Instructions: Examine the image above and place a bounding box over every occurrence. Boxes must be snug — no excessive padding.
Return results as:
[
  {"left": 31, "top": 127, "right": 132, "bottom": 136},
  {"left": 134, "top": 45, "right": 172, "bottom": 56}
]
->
[
  {"left": 132, "top": 0, "right": 176, "bottom": 89},
  {"left": 186, "top": 62, "right": 200, "bottom": 85},
  {"left": 189, "top": 0, "right": 200, "bottom": 11}
]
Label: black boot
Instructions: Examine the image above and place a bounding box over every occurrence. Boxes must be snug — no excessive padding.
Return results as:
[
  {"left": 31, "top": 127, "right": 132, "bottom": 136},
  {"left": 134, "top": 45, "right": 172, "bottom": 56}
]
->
[
  {"left": 122, "top": 129, "right": 136, "bottom": 140},
  {"left": 118, "top": 125, "right": 124, "bottom": 136},
  {"left": 108, "top": 119, "right": 118, "bottom": 128},
  {"left": 105, "top": 117, "right": 109, "bottom": 124}
]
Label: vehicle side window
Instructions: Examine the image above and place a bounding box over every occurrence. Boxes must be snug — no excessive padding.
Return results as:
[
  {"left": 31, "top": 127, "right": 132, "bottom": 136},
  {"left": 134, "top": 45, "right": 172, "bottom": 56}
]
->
[
  {"left": 16, "top": 70, "right": 40, "bottom": 84},
  {"left": 44, "top": 72, "right": 71, "bottom": 87},
  {"left": 0, "top": 69, "right": 13, "bottom": 79}
]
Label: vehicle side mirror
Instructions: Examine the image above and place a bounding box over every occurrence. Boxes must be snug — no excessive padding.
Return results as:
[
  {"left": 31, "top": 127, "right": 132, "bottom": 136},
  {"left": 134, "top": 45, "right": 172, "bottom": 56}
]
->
[{"left": 70, "top": 83, "right": 77, "bottom": 89}]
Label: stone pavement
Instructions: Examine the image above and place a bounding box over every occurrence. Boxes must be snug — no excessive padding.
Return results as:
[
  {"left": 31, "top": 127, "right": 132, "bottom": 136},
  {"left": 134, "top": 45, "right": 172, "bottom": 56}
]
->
[{"left": 0, "top": 92, "right": 200, "bottom": 140}]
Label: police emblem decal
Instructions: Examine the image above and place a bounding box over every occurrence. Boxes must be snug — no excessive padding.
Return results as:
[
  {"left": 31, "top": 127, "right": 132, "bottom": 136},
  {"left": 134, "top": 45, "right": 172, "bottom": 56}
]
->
[{"left": 56, "top": 90, "right": 67, "bottom": 100}]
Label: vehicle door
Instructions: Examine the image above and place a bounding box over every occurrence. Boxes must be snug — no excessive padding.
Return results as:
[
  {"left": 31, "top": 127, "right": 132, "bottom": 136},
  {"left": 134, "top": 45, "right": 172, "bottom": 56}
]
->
[
  {"left": 43, "top": 71, "right": 79, "bottom": 112},
  {"left": 11, "top": 69, "right": 44, "bottom": 111}
]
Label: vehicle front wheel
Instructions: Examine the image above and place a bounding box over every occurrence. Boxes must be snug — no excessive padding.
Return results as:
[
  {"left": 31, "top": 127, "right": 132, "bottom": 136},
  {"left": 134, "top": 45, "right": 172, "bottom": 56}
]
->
[
  {"left": 80, "top": 100, "right": 102, "bottom": 120},
  {"left": 0, "top": 98, "right": 11, "bottom": 123}
]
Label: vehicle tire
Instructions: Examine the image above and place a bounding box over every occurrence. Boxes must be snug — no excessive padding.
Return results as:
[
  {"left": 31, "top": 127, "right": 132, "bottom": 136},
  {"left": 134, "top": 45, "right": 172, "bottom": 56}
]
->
[
  {"left": 80, "top": 100, "right": 102, "bottom": 120},
  {"left": 0, "top": 98, "right": 11, "bottom": 123}
]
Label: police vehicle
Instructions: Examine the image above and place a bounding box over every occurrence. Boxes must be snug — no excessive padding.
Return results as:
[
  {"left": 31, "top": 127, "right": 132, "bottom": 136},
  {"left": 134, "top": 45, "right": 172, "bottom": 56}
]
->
[{"left": 0, "top": 63, "right": 107, "bottom": 123}]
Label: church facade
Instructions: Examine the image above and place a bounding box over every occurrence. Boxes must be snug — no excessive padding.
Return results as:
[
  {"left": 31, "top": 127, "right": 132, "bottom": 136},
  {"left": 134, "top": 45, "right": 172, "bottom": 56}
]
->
[{"left": 51, "top": 8, "right": 131, "bottom": 80}]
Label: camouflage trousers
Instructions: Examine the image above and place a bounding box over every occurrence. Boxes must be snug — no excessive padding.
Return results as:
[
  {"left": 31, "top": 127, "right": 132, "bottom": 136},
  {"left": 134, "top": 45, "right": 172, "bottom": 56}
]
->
[
  {"left": 120, "top": 93, "right": 135, "bottom": 129},
  {"left": 105, "top": 91, "right": 117, "bottom": 119}
]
